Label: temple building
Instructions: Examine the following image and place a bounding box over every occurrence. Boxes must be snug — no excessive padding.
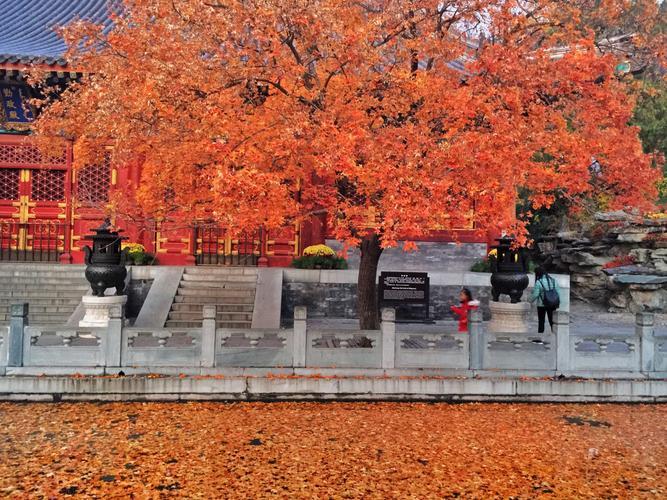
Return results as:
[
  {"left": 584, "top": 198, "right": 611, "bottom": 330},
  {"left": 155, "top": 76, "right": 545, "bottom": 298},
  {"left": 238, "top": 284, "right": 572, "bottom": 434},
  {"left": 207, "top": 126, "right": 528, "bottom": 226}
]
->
[{"left": 0, "top": 0, "right": 488, "bottom": 267}]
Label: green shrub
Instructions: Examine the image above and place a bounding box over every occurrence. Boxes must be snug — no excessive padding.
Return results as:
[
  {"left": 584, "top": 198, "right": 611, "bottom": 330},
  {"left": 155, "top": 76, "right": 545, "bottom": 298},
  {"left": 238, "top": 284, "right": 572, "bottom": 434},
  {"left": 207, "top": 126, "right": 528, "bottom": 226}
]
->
[
  {"left": 470, "top": 257, "right": 535, "bottom": 272},
  {"left": 470, "top": 258, "right": 492, "bottom": 273},
  {"left": 129, "top": 251, "right": 156, "bottom": 266},
  {"left": 291, "top": 254, "right": 348, "bottom": 269}
]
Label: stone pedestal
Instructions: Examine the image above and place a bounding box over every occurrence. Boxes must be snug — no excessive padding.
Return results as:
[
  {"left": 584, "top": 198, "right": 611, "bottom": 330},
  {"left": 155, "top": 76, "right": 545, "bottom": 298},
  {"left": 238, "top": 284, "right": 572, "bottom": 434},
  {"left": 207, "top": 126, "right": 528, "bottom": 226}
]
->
[
  {"left": 79, "top": 295, "right": 127, "bottom": 328},
  {"left": 487, "top": 301, "right": 531, "bottom": 333}
]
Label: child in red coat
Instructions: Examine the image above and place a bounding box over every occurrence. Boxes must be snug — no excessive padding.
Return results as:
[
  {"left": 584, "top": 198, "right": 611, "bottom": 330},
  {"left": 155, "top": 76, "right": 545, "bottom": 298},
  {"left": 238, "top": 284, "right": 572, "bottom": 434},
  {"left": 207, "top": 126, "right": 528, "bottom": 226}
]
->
[{"left": 450, "top": 288, "right": 479, "bottom": 333}]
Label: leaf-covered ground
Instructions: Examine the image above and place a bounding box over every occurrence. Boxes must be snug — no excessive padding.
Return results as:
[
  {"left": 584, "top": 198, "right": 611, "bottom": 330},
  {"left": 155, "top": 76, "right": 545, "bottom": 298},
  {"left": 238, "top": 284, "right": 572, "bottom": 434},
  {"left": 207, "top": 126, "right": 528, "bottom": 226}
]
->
[{"left": 0, "top": 402, "right": 664, "bottom": 498}]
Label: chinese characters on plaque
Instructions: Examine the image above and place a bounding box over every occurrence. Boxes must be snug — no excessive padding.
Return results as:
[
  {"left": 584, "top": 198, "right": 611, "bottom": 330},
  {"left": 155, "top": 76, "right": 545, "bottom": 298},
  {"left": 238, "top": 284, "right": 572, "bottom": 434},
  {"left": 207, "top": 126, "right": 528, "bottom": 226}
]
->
[{"left": 0, "top": 84, "right": 34, "bottom": 128}]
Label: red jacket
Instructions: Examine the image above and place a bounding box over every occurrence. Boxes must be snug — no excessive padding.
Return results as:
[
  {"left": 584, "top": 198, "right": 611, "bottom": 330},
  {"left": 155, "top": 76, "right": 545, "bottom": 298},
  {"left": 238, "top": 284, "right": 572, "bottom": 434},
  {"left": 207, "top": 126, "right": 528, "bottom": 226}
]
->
[{"left": 450, "top": 300, "right": 479, "bottom": 332}]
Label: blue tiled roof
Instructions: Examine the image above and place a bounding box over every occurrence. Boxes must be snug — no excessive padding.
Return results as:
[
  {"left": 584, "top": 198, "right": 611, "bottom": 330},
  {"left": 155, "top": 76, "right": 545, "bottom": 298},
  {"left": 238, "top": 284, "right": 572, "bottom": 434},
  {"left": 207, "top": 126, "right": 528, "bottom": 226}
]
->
[{"left": 0, "top": 0, "right": 112, "bottom": 64}]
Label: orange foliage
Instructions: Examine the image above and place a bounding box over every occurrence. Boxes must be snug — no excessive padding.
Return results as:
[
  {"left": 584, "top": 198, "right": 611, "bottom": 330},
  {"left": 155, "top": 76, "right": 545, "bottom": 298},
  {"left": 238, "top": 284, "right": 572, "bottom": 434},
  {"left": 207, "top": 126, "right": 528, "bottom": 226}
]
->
[
  {"left": 0, "top": 402, "right": 665, "bottom": 497},
  {"left": 32, "top": 0, "right": 663, "bottom": 247}
]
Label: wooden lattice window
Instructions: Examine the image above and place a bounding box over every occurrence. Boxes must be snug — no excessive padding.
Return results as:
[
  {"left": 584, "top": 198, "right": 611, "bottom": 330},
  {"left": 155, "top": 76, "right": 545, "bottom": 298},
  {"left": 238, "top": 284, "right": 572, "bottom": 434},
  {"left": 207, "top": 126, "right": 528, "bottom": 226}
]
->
[
  {"left": 0, "top": 168, "right": 20, "bottom": 200},
  {"left": 31, "top": 169, "right": 65, "bottom": 201},
  {"left": 0, "top": 143, "right": 66, "bottom": 167},
  {"left": 76, "top": 155, "right": 111, "bottom": 206}
]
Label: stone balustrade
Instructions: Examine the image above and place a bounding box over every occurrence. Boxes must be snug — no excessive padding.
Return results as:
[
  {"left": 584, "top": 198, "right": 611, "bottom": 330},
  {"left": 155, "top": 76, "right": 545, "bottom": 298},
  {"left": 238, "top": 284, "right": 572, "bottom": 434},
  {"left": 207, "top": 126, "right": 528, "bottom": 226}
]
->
[{"left": 0, "top": 302, "right": 665, "bottom": 378}]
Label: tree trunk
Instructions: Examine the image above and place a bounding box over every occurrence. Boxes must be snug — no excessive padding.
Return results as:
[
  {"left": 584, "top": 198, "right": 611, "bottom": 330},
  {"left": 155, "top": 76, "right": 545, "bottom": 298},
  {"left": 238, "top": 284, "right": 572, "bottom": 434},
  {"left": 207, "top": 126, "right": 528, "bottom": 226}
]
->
[{"left": 358, "top": 234, "right": 383, "bottom": 330}]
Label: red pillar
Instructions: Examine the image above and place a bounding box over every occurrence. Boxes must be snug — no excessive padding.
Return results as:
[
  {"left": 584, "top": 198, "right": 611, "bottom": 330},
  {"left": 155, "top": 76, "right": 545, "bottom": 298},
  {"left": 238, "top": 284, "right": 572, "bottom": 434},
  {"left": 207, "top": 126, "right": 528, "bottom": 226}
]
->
[{"left": 59, "top": 141, "right": 74, "bottom": 264}]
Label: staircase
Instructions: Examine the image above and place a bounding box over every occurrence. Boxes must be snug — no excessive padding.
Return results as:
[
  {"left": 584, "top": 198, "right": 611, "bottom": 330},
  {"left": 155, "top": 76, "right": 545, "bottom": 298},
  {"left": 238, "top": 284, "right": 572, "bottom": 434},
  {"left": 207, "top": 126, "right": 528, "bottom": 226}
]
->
[
  {"left": 0, "top": 264, "right": 88, "bottom": 326},
  {"left": 165, "top": 267, "right": 257, "bottom": 328}
]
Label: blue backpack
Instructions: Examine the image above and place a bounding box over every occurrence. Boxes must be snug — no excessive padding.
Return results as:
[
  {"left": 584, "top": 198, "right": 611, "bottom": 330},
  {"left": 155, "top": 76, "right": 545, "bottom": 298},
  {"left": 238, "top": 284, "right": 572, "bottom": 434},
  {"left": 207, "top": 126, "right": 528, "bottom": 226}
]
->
[{"left": 541, "top": 275, "right": 560, "bottom": 310}]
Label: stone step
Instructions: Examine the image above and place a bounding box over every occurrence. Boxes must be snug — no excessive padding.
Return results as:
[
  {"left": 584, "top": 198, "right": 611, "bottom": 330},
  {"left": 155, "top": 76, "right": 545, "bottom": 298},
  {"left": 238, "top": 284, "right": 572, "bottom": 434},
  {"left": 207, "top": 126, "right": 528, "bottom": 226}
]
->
[
  {"left": 0, "top": 304, "right": 77, "bottom": 313},
  {"left": 184, "top": 267, "right": 258, "bottom": 276},
  {"left": 0, "top": 284, "right": 88, "bottom": 292},
  {"left": 0, "top": 264, "right": 84, "bottom": 270},
  {"left": 0, "top": 264, "right": 85, "bottom": 325},
  {"left": 0, "top": 313, "right": 70, "bottom": 323},
  {"left": 178, "top": 280, "right": 256, "bottom": 290},
  {"left": 0, "top": 277, "right": 87, "bottom": 285},
  {"left": 0, "top": 273, "right": 87, "bottom": 283},
  {"left": 0, "top": 268, "right": 85, "bottom": 276},
  {"left": 4, "top": 290, "right": 86, "bottom": 298},
  {"left": 0, "top": 279, "right": 88, "bottom": 286},
  {"left": 167, "top": 266, "right": 258, "bottom": 330},
  {"left": 176, "top": 288, "right": 255, "bottom": 298},
  {"left": 167, "top": 311, "right": 253, "bottom": 321},
  {"left": 170, "top": 303, "right": 254, "bottom": 313},
  {"left": 0, "top": 297, "right": 82, "bottom": 306},
  {"left": 0, "top": 263, "right": 85, "bottom": 270},
  {"left": 181, "top": 274, "right": 258, "bottom": 284},
  {"left": 165, "top": 319, "right": 253, "bottom": 328},
  {"left": 174, "top": 295, "right": 254, "bottom": 305}
]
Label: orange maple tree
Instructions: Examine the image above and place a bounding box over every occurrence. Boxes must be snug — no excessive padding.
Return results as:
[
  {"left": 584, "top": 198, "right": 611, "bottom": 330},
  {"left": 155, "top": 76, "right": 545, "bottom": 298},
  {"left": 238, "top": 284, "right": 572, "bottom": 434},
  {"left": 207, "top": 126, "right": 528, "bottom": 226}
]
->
[{"left": 33, "top": 0, "right": 663, "bottom": 328}]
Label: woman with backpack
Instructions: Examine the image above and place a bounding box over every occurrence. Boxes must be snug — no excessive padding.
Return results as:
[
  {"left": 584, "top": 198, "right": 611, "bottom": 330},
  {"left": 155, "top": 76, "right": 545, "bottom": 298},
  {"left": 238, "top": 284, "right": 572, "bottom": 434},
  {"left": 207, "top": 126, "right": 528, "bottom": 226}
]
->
[{"left": 529, "top": 266, "right": 560, "bottom": 333}]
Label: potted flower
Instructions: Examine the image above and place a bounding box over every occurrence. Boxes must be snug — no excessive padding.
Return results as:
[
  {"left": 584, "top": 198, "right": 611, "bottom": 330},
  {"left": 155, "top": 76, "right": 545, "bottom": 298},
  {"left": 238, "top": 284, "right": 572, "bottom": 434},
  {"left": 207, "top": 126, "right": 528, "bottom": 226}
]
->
[
  {"left": 292, "top": 244, "right": 347, "bottom": 269},
  {"left": 121, "top": 242, "right": 156, "bottom": 266}
]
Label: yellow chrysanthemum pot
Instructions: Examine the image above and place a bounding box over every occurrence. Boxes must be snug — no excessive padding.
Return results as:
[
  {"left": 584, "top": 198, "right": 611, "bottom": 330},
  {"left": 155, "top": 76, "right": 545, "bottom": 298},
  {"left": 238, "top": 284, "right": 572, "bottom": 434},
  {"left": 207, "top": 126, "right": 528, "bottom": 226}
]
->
[{"left": 302, "top": 244, "right": 336, "bottom": 257}]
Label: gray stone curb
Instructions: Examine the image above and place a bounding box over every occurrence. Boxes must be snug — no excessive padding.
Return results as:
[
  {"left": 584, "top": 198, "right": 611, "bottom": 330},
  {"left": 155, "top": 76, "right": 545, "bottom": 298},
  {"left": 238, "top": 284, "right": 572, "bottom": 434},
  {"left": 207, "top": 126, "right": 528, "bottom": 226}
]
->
[{"left": 0, "top": 375, "right": 665, "bottom": 402}]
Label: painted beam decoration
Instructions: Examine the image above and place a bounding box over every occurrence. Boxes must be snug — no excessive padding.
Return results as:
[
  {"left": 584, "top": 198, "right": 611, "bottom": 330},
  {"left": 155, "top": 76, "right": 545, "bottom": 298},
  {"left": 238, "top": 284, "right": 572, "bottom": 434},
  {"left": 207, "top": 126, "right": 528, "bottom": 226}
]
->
[{"left": 0, "top": 84, "right": 34, "bottom": 130}]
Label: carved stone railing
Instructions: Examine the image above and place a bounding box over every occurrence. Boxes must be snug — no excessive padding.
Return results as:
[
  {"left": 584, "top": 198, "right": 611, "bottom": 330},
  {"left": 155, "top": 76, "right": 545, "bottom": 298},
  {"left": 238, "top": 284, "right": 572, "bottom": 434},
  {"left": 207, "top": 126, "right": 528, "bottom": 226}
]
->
[
  {"left": 0, "top": 302, "right": 665, "bottom": 376},
  {"left": 302, "top": 307, "right": 381, "bottom": 368},
  {"left": 395, "top": 325, "right": 468, "bottom": 369},
  {"left": 122, "top": 327, "right": 203, "bottom": 367},
  {"left": 23, "top": 326, "right": 107, "bottom": 366},
  {"left": 483, "top": 331, "right": 556, "bottom": 371},
  {"left": 306, "top": 329, "right": 381, "bottom": 368},
  {"left": 654, "top": 331, "right": 667, "bottom": 374},
  {"left": 0, "top": 326, "right": 7, "bottom": 370},
  {"left": 217, "top": 328, "right": 293, "bottom": 367},
  {"left": 569, "top": 330, "right": 639, "bottom": 372}
]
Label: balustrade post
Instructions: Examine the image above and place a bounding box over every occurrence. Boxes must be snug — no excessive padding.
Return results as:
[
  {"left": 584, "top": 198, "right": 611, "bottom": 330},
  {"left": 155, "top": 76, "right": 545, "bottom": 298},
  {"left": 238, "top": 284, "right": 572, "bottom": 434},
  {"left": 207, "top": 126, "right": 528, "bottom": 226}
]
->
[
  {"left": 554, "top": 310, "right": 570, "bottom": 374},
  {"left": 293, "top": 306, "right": 307, "bottom": 367},
  {"left": 636, "top": 312, "right": 655, "bottom": 374},
  {"left": 201, "top": 305, "right": 217, "bottom": 367},
  {"left": 105, "top": 302, "right": 124, "bottom": 367},
  {"left": 468, "top": 308, "right": 483, "bottom": 370},
  {"left": 7, "top": 303, "right": 28, "bottom": 367},
  {"left": 381, "top": 308, "right": 396, "bottom": 369}
]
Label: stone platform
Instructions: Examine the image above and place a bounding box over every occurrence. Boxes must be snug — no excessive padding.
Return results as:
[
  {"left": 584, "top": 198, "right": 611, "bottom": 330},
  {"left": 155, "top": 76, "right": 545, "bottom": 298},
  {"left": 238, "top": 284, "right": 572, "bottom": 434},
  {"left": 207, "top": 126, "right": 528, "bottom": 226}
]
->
[
  {"left": 487, "top": 301, "right": 531, "bottom": 333},
  {"left": 0, "top": 372, "right": 665, "bottom": 402}
]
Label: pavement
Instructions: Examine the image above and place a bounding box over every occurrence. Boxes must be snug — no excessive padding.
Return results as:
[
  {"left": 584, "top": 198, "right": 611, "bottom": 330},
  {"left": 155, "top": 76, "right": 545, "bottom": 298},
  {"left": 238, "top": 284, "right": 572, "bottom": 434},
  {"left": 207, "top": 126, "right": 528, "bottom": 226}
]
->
[{"left": 306, "top": 300, "right": 663, "bottom": 336}]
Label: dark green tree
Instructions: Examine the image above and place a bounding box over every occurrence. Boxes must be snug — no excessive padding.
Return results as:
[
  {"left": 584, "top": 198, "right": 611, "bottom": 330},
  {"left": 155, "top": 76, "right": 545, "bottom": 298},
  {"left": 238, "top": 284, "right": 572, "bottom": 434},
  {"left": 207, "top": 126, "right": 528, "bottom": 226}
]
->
[{"left": 633, "top": 82, "right": 667, "bottom": 201}]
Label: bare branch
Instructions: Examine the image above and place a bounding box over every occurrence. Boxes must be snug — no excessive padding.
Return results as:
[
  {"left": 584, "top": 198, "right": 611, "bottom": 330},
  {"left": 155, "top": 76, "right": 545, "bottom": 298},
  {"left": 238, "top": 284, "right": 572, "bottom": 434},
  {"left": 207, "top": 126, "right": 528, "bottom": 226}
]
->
[{"left": 281, "top": 32, "right": 303, "bottom": 65}]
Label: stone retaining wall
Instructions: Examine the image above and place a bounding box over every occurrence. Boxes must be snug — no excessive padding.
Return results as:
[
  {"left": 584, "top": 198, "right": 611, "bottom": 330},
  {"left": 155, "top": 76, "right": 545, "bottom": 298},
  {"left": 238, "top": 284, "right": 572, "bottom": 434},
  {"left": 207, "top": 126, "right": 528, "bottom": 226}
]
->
[
  {"left": 280, "top": 269, "right": 570, "bottom": 326},
  {"left": 1, "top": 375, "right": 664, "bottom": 402},
  {"left": 326, "top": 240, "right": 487, "bottom": 272}
]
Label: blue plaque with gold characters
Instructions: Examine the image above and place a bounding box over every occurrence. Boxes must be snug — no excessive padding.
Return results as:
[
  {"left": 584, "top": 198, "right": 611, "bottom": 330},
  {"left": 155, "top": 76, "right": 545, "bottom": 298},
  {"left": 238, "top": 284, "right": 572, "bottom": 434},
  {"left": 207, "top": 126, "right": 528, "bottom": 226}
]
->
[{"left": 0, "top": 84, "right": 34, "bottom": 130}]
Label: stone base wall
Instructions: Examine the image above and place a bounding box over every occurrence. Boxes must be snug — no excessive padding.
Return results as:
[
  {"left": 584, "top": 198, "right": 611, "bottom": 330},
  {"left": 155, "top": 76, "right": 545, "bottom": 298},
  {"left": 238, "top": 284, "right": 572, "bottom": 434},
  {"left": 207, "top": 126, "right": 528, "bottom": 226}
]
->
[
  {"left": 2, "top": 375, "right": 665, "bottom": 402},
  {"left": 280, "top": 269, "right": 570, "bottom": 326},
  {"left": 282, "top": 282, "right": 358, "bottom": 323},
  {"left": 281, "top": 281, "right": 493, "bottom": 326},
  {"left": 326, "top": 240, "right": 487, "bottom": 272}
]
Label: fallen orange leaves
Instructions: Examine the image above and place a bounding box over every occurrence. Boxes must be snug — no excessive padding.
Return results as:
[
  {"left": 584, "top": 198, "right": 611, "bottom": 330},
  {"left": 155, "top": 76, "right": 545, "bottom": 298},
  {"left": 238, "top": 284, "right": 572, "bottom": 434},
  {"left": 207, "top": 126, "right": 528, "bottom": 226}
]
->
[{"left": 0, "top": 402, "right": 664, "bottom": 498}]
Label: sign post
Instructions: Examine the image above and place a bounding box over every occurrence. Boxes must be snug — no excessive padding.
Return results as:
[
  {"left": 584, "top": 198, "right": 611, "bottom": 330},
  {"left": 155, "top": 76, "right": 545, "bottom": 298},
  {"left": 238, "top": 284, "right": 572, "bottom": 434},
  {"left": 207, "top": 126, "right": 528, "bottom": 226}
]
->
[{"left": 379, "top": 271, "right": 430, "bottom": 323}]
